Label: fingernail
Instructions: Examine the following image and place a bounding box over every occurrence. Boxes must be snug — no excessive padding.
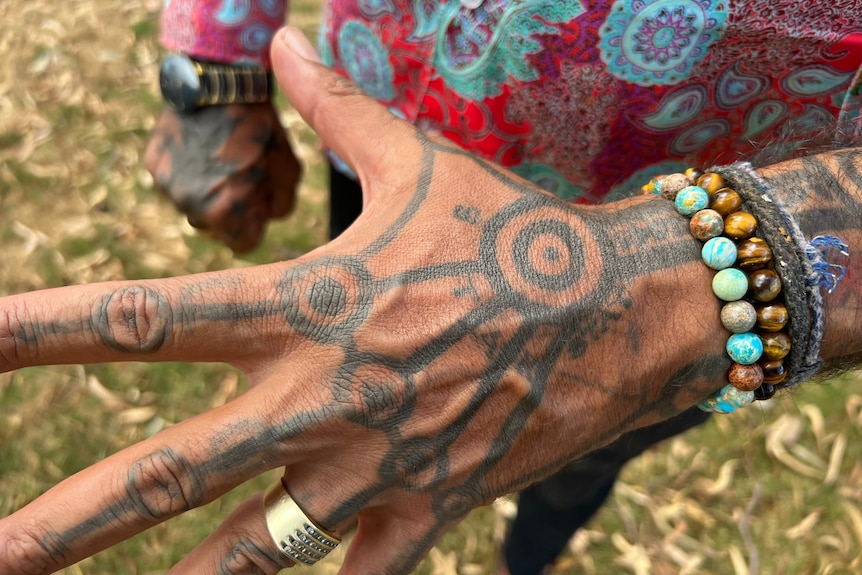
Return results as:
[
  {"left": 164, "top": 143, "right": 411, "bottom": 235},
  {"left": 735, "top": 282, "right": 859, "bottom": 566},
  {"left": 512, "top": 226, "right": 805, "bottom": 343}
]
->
[{"left": 281, "top": 26, "right": 321, "bottom": 63}]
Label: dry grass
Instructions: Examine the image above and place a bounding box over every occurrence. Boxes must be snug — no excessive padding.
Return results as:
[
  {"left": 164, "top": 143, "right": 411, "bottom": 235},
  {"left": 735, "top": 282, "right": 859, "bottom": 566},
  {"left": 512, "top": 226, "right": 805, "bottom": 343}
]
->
[{"left": 2, "top": 1, "right": 862, "bottom": 574}]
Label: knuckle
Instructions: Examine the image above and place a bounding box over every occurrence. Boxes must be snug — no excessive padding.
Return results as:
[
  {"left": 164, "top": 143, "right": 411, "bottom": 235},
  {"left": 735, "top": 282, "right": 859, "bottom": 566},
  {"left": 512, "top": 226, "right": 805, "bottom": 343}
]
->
[
  {"left": 174, "top": 191, "right": 212, "bottom": 224},
  {"left": 154, "top": 171, "right": 175, "bottom": 196},
  {"left": 185, "top": 189, "right": 230, "bottom": 230},
  {"left": 325, "top": 74, "right": 366, "bottom": 100},
  {"left": 304, "top": 275, "right": 348, "bottom": 319},
  {"left": 92, "top": 286, "right": 173, "bottom": 354},
  {"left": 437, "top": 486, "right": 485, "bottom": 522},
  {"left": 0, "top": 524, "right": 64, "bottom": 575},
  {"left": 311, "top": 75, "right": 366, "bottom": 129},
  {"left": 123, "top": 448, "right": 204, "bottom": 521},
  {"left": 0, "top": 306, "right": 31, "bottom": 369},
  {"left": 277, "top": 259, "right": 371, "bottom": 344},
  {"left": 219, "top": 540, "right": 287, "bottom": 575}
]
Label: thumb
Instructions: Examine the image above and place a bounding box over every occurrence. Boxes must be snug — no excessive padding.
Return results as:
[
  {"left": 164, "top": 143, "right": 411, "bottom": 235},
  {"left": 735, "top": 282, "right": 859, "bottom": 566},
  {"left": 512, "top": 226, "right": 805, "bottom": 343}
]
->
[{"left": 270, "top": 26, "right": 414, "bottom": 183}]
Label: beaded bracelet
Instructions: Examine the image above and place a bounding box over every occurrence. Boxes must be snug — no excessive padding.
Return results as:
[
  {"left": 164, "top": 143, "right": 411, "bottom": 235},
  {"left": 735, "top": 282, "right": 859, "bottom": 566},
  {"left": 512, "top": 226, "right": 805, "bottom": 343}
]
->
[
  {"left": 640, "top": 169, "right": 795, "bottom": 413},
  {"left": 711, "top": 163, "right": 847, "bottom": 387}
]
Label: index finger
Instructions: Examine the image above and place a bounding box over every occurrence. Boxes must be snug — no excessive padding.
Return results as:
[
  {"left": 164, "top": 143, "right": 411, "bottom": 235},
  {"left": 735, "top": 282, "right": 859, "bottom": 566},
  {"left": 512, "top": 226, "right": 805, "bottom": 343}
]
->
[
  {"left": 0, "top": 265, "right": 288, "bottom": 373},
  {"left": 0, "top": 260, "right": 352, "bottom": 573},
  {"left": 0, "top": 384, "right": 293, "bottom": 574}
]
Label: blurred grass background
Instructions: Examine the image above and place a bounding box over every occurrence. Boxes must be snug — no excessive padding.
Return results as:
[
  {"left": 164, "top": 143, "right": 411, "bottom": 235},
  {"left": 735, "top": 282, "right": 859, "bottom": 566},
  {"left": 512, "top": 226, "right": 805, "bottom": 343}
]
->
[{"left": 2, "top": 1, "right": 862, "bottom": 574}]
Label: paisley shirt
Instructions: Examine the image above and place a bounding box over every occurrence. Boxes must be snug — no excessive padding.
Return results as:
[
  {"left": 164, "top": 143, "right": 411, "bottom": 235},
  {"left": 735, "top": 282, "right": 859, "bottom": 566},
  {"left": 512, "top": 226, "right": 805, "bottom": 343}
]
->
[
  {"left": 161, "top": 0, "right": 285, "bottom": 67},
  {"left": 162, "top": 0, "right": 862, "bottom": 203}
]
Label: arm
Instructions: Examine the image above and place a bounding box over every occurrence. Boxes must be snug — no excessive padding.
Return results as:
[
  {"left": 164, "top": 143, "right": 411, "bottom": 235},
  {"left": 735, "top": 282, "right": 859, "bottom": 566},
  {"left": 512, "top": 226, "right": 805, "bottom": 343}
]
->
[
  {"left": 146, "top": 0, "right": 299, "bottom": 252},
  {"left": 1, "top": 27, "right": 860, "bottom": 575},
  {"left": 756, "top": 152, "right": 862, "bottom": 366}
]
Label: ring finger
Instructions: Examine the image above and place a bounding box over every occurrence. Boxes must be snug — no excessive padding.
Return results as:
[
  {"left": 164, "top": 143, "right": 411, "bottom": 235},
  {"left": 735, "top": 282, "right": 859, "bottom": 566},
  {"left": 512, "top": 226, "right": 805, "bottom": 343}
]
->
[{"left": 167, "top": 478, "right": 347, "bottom": 575}]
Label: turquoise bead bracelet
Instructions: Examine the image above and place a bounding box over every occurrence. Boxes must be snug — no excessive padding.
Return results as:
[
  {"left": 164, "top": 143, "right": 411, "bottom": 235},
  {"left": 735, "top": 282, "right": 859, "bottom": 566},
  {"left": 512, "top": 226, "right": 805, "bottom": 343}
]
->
[{"left": 640, "top": 170, "right": 793, "bottom": 413}]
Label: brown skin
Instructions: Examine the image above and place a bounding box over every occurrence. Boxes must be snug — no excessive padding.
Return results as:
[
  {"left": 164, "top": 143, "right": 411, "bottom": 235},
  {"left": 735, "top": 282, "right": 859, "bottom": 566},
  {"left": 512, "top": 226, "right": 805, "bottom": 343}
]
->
[
  {"left": 1, "top": 26, "right": 862, "bottom": 575},
  {"left": 145, "top": 103, "right": 300, "bottom": 253}
]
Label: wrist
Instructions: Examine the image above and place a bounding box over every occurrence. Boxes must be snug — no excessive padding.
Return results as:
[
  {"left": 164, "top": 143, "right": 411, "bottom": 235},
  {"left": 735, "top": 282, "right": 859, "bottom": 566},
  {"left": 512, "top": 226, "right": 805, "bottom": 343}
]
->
[
  {"left": 624, "top": 198, "right": 730, "bottom": 403},
  {"left": 571, "top": 198, "right": 727, "bottom": 419},
  {"left": 159, "top": 54, "right": 274, "bottom": 113}
]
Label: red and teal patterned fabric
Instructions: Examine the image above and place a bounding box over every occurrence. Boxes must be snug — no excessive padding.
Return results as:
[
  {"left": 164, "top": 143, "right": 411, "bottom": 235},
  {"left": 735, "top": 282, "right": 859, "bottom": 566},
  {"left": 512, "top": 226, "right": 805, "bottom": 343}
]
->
[
  {"left": 161, "top": 0, "right": 285, "bottom": 67},
  {"left": 162, "top": 0, "right": 862, "bottom": 202}
]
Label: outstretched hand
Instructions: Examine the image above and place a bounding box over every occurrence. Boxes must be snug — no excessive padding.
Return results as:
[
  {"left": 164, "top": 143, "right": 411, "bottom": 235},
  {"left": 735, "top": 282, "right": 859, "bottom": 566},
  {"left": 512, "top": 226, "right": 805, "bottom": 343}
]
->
[
  {"left": 0, "top": 27, "right": 725, "bottom": 574},
  {"left": 145, "top": 102, "right": 300, "bottom": 253}
]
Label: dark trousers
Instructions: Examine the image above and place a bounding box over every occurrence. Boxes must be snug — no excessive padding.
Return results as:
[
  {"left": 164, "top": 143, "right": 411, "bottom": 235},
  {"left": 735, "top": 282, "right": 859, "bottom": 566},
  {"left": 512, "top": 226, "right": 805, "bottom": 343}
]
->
[
  {"left": 327, "top": 166, "right": 711, "bottom": 575},
  {"left": 329, "top": 164, "right": 364, "bottom": 240}
]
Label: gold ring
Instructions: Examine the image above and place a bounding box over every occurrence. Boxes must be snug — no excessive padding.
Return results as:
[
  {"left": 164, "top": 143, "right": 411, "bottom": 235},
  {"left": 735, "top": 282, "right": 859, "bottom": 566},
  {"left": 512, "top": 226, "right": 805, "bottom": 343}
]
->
[{"left": 263, "top": 480, "right": 341, "bottom": 566}]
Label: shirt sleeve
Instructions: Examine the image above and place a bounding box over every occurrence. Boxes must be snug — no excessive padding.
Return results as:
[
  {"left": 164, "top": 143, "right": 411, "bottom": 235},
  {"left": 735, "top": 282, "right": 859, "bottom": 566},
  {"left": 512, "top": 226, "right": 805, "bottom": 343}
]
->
[{"left": 161, "top": 0, "right": 287, "bottom": 69}]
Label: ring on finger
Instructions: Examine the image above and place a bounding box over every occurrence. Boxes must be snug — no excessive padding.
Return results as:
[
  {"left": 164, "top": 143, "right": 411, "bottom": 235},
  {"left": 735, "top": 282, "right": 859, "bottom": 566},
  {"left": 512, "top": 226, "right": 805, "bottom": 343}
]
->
[{"left": 263, "top": 480, "right": 341, "bottom": 566}]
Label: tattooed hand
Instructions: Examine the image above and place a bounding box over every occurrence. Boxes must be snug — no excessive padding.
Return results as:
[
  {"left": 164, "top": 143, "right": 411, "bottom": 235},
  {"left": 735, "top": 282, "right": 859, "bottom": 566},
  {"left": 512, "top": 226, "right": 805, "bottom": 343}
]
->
[
  {"left": 2, "top": 27, "right": 861, "bottom": 575},
  {"left": 145, "top": 102, "right": 300, "bottom": 253}
]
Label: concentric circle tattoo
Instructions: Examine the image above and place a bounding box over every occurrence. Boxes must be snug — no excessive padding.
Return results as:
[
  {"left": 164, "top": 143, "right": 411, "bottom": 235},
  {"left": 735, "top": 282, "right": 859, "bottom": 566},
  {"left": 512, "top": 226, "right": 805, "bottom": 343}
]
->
[
  {"left": 433, "top": 487, "right": 482, "bottom": 522},
  {"left": 381, "top": 436, "right": 448, "bottom": 491},
  {"left": 332, "top": 361, "right": 415, "bottom": 430},
  {"left": 93, "top": 286, "right": 173, "bottom": 353},
  {"left": 279, "top": 257, "right": 373, "bottom": 342},
  {"left": 480, "top": 198, "right": 603, "bottom": 310}
]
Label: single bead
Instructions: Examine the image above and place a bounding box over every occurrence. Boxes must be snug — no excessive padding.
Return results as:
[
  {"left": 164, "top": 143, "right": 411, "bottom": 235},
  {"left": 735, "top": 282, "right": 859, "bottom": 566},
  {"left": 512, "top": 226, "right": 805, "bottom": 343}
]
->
[
  {"left": 702, "top": 237, "right": 737, "bottom": 270},
  {"left": 728, "top": 362, "right": 765, "bottom": 391},
  {"left": 736, "top": 237, "right": 772, "bottom": 271},
  {"left": 674, "top": 186, "right": 709, "bottom": 216},
  {"left": 698, "top": 384, "right": 755, "bottom": 413},
  {"left": 656, "top": 173, "right": 691, "bottom": 200},
  {"left": 685, "top": 167, "right": 704, "bottom": 185},
  {"left": 756, "top": 303, "right": 789, "bottom": 332},
  {"left": 640, "top": 181, "right": 658, "bottom": 195},
  {"left": 754, "top": 383, "right": 777, "bottom": 400},
  {"left": 696, "top": 172, "right": 725, "bottom": 195},
  {"left": 713, "top": 268, "right": 749, "bottom": 301},
  {"left": 690, "top": 209, "right": 725, "bottom": 241},
  {"left": 760, "top": 331, "right": 791, "bottom": 360},
  {"left": 724, "top": 211, "right": 758, "bottom": 241},
  {"left": 749, "top": 269, "right": 782, "bottom": 302},
  {"left": 709, "top": 188, "right": 742, "bottom": 216},
  {"left": 727, "top": 332, "right": 764, "bottom": 364},
  {"left": 720, "top": 300, "right": 757, "bottom": 333},
  {"left": 760, "top": 359, "right": 788, "bottom": 385}
]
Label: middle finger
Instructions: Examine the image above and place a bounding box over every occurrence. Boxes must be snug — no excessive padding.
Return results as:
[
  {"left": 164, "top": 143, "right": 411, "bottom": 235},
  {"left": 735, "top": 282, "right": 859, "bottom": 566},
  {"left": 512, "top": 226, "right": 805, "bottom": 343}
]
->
[{"left": 0, "top": 385, "right": 300, "bottom": 574}]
